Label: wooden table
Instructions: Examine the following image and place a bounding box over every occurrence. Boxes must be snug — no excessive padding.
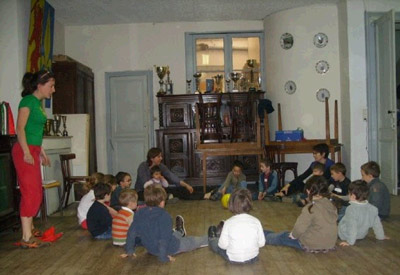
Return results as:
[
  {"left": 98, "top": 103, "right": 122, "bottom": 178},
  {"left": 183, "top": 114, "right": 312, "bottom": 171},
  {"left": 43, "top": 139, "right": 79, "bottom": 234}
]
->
[{"left": 264, "top": 99, "right": 342, "bottom": 162}]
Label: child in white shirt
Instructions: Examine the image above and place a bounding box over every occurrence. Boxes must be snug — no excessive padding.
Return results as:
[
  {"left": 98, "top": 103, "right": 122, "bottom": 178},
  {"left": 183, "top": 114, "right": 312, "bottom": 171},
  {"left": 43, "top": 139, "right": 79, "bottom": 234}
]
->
[
  {"left": 144, "top": 165, "right": 169, "bottom": 189},
  {"left": 208, "top": 189, "right": 265, "bottom": 263}
]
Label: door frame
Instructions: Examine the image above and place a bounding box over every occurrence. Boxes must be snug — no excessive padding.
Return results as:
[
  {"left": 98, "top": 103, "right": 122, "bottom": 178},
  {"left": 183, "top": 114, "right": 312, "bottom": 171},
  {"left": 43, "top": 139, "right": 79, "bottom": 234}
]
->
[
  {"left": 365, "top": 12, "right": 400, "bottom": 161},
  {"left": 105, "top": 70, "right": 154, "bottom": 173}
]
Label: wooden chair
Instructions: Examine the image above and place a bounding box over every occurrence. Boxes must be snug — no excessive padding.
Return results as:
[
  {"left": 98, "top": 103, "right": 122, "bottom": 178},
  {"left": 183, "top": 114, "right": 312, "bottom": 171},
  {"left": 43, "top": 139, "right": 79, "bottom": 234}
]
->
[
  {"left": 197, "top": 93, "right": 223, "bottom": 143},
  {"left": 264, "top": 144, "right": 298, "bottom": 190},
  {"left": 59, "top": 154, "right": 88, "bottom": 208},
  {"left": 228, "top": 92, "right": 254, "bottom": 142},
  {"left": 40, "top": 181, "right": 62, "bottom": 223}
]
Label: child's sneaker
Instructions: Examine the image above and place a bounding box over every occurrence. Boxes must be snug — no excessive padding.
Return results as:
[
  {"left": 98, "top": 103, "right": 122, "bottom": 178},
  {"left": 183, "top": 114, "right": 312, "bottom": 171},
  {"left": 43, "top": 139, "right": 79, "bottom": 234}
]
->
[
  {"left": 216, "top": 220, "right": 225, "bottom": 237},
  {"left": 175, "top": 215, "right": 186, "bottom": 237}
]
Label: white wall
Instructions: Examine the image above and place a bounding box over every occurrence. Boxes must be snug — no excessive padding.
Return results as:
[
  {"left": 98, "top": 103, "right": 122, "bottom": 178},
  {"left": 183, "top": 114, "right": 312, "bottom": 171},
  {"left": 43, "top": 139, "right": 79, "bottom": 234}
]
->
[
  {"left": 64, "top": 20, "right": 263, "bottom": 173},
  {"left": 263, "top": 4, "right": 343, "bottom": 177},
  {"left": 0, "top": 0, "right": 30, "bottom": 116},
  {"left": 53, "top": 19, "right": 65, "bottom": 55}
]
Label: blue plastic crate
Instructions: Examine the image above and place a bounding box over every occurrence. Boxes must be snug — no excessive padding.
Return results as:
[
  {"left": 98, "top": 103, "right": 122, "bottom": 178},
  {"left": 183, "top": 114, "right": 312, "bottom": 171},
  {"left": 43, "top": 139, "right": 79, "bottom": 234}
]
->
[{"left": 275, "top": 130, "right": 304, "bottom": 141}]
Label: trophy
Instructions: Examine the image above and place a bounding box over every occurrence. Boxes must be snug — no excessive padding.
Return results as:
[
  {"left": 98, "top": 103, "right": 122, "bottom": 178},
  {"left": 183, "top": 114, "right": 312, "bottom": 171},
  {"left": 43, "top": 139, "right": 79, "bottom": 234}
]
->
[
  {"left": 155, "top": 66, "right": 168, "bottom": 96},
  {"left": 186, "top": 79, "right": 192, "bottom": 93},
  {"left": 193, "top": 72, "right": 202, "bottom": 94},
  {"left": 246, "top": 59, "right": 257, "bottom": 91},
  {"left": 52, "top": 115, "right": 62, "bottom": 136},
  {"left": 62, "top": 115, "right": 68, "bottom": 136},
  {"left": 44, "top": 119, "right": 53, "bottom": 136},
  {"left": 229, "top": 72, "right": 242, "bottom": 92},
  {"left": 165, "top": 66, "right": 173, "bottom": 95},
  {"left": 213, "top": 74, "right": 223, "bottom": 93},
  {"left": 225, "top": 78, "right": 231, "bottom": 93}
]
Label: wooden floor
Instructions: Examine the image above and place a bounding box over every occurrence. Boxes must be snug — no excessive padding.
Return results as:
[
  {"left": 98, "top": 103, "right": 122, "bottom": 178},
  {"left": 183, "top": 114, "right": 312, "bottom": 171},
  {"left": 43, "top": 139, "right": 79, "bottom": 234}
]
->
[{"left": 1, "top": 196, "right": 399, "bottom": 275}]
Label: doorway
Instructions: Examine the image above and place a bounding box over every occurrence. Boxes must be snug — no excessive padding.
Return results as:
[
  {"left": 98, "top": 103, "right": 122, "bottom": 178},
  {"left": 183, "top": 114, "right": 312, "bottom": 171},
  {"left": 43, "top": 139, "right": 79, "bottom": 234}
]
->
[
  {"left": 366, "top": 11, "right": 399, "bottom": 195},
  {"left": 105, "top": 71, "right": 154, "bottom": 183}
]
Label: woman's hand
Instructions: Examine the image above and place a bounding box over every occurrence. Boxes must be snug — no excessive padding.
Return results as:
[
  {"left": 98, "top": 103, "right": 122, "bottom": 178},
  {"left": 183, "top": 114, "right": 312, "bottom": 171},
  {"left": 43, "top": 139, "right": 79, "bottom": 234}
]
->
[
  {"left": 120, "top": 253, "right": 136, "bottom": 258},
  {"left": 280, "top": 184, "right": 290, "bottom": 195},
  {"left": 258, "top": 192, "right": 265, "bottom": 201},
  {"left": 168, "top": 255, "right": 176, "bottom": 262},
  {"left": 23, "top": 152, "right": 34, "bottom": 165},
  {"left": 339, "top": 241, "right": 350, "bottom": 247},
  {"left": 40, "top": 148, "right": 51, "bottom": 167}
]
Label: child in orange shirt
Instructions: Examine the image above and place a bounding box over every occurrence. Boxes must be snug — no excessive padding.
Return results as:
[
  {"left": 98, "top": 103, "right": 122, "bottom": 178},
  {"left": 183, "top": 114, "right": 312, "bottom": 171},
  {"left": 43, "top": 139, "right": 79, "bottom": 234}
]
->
[{"left": 112, "top": 189, "right": 138, "bottom": 246}]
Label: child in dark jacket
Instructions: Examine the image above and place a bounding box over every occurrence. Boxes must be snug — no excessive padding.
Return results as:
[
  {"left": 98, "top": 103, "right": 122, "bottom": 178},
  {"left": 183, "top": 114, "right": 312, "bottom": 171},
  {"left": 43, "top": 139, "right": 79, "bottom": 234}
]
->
[
  {"left": 121, "top": 185, "right": 208, "bottom": 262},
  {"left": 361, "top": 161, "right": 391, "bottom": 219},
  {"left": 256, "top": 159, "right": 279, "bottom": 201},
  {"left": 87, "top": 183, "right": 113, "bottom": 239},
  {"left": 110, "top": 172, "right": 132, "bottom": 210}
]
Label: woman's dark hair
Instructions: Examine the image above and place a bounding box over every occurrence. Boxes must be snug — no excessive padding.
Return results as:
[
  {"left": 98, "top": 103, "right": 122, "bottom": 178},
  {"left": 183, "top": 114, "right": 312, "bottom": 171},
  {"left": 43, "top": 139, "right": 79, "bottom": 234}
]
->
[
  {"left": 232, "top": 160, "right": 244, "bottom": 170},
  {"left": 348, "top": 180, "right": 369, "bottom": 201},
  {"left": 312, "top": 143, "right": 330, "bottom": 159},
  {"left": 228, "top": 188, "right": 253, "bottom": 214},
  {"left": 146, "top": 147, "right": 162, "bottom": 166},
  {"left": 304, "top": 175, "right": 330, "bottom": 213},
  {"left": 21, "top": 70, "right": 55, "bottom": 97}
]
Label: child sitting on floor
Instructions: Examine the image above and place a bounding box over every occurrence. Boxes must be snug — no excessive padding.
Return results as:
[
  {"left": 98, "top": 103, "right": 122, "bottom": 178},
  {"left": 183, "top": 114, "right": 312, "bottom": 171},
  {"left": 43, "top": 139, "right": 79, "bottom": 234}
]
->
[
  {"left": 112, "top": 189, "right": 138, "bottom": 246},
  {"left": 208, "top": 189, "right": 265, "bottom": 264},
  {"left": 77, "top": 172, "right": 104, "bottom": 229},
  {"left": 206, "top": 160, "right": 247, "bottom": 201},
  {"left": 361, "top": 161, "right": 391, "bottom": 219},
  {"left": 144, "top": 165, "right": 169, "bottom": 189},
  {"left": 111, "top": 171, "right": 132, "bottom": 210},
  {"left": 276, "top": 143, "right": 334, "bottom": 197},
  {"left": 338, "top": 180, "right": 389, "bottom": 246},
  {"left": 265, "top": 175, "right": 338, "bottom": 253},
  {"left": 295, "top": 163, "right": 324, "bottom": 207},
  {"left": 329, "top": 163, "right": 351, "bottom": 199},
  {"left": 87, "top": 183, "right": 113, "bottom": 240},
  {"left": 256, "top": 159, "right": 280, "bottom": 201},
  {"left": 121, "top": 185, "right": 208, "bottom": 262}
]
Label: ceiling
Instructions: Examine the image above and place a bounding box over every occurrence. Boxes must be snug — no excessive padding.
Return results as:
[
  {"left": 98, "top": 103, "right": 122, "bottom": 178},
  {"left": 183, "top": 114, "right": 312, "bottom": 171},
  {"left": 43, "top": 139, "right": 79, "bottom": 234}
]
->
[{"left": 47, "top": 0, "right": 338, "bottom": 26}]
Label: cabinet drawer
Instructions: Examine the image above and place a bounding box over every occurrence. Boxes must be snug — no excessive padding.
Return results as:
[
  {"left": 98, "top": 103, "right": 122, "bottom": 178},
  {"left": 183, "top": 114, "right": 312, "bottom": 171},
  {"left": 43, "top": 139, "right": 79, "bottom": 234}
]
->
[
  {"left": 163, "top": 133, "right": 190, "bottom": 178},
  {"left": 165, "top": 104, "right": 191, "bottom": 128}
]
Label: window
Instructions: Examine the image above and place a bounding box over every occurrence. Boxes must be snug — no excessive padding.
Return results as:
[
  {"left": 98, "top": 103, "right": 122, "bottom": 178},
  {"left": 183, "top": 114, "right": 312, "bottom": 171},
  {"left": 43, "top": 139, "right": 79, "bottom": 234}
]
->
[{"left": 185, "top": 32, "right": 265, "bottom": 93}]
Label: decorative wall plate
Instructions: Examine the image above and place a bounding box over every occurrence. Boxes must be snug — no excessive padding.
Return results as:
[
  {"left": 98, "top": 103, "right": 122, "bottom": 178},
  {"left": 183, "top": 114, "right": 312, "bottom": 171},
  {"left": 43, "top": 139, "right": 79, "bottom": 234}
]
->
[
  {"left": 313, "top": 33, "right": 328, "bottom": 48},
  {"left": 315, "top": 60, "right": 329, "bottom": 74},
  {"left": 284, "top": 81, "right": 296, "bottom": 94},
  {"left": 280, "top": 33, "right": 294, "bottom": 49},
  {"left": 316, "top": 88, "right": 330, "bottom": 102}
]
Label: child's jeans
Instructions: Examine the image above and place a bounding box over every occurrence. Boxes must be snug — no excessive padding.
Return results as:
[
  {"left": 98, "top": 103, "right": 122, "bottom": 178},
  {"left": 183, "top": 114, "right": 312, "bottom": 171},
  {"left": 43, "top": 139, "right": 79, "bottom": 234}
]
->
[
  {"left": 94, "top": 227, "right": 112, "bottom": 240},
  {"left": 264, "top": 230, "right": 303, "bottom": 250},
  {"left": 208, "top": 237, "right": 258, "bottom": 264},
  {"left": 173, "top": 231, "right": 208, "bottom": 254},
  {"left": 218, "top": 181, "right": 248, "bottom": 194}
]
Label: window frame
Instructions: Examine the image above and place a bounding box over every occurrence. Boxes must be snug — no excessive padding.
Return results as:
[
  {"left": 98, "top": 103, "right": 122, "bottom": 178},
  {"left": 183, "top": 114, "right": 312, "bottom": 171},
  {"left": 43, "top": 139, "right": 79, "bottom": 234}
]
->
[{"left": 185, "top": 31, "right": 266, "bottom": 93}]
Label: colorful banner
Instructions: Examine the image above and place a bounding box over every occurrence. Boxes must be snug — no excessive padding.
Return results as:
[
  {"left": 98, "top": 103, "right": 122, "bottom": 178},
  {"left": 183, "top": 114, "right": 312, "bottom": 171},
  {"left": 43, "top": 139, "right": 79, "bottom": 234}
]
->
[{"left": 26, "top": 0, "right": 55, "bottom": 72}]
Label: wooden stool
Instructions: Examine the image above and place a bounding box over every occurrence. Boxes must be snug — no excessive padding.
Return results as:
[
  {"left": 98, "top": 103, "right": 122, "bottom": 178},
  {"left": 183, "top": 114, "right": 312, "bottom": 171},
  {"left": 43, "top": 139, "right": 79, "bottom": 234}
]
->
[{"left": 40, "top": 181, "right": 62, "bottom": 224}]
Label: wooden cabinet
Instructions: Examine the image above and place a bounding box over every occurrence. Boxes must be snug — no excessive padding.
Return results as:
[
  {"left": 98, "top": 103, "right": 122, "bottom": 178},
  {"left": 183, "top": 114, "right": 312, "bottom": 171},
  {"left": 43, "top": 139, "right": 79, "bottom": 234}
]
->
[
  {"left": 0, "top": 135, "right": 19, "bottom": 231},
  {"left": 156, "top": 92, "right": 264, "bottom": 186},
  {"left": 52, "top": 58, "right": 97, "bottom": 174}
]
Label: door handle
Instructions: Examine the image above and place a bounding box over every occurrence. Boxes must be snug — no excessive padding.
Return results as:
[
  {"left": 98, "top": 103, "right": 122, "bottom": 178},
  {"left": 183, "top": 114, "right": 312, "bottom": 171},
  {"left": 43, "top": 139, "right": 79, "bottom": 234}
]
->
[{"left": 387, "top": 110, "right": 395, "bottom": 114}]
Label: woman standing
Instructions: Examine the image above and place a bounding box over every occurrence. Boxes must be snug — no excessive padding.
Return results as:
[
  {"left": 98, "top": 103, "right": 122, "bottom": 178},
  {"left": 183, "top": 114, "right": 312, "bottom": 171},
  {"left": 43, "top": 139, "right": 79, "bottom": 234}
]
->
[{"left": 12, "top": 70, "right": 55, "bottom": 248}]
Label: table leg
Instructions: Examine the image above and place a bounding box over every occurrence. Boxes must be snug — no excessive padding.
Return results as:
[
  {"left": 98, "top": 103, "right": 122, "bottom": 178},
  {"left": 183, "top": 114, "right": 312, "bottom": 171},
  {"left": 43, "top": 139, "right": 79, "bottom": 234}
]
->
[{"left": 203, "top": 153, "right": 207, "bottom": 193}]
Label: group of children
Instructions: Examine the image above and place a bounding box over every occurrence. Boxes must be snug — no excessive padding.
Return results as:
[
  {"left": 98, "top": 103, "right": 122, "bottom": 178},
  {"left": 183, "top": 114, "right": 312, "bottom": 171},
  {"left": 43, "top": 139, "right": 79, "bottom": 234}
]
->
[{"left": 76, "top": 143, "right": 391, "bottom": 264}]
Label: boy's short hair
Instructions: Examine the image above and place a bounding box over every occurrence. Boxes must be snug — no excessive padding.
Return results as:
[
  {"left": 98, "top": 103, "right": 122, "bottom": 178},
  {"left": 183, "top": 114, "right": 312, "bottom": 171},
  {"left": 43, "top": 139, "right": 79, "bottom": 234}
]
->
[
  {"left": 228, "top": 189, "right": 253, "bottom": 214},
  {"left": 232, "top": 160, "right": 244, "bottom": 170},
  {"left": 361, "top": 161, "right": 380, "bottom": 178},
  {"left": 260, "top": 159, "right": 272, "bottom": 168},
  {"left": 312, "top": 143, "right": 330, "bottom": 159},
  {"left": 93, "top": 183, "right": 111, "bottom": 200},
  {"left": 312, "top": 162, "right": 325, "bottom": 173},
  {"left": 150, "top": 165, "right": 162, "bottom": 176},
  {"left": 119, "top": 189, "right": 138, "bottom": 206},
  {"left": 104, "top": 174, "right": 117, "bottom": 186},
  {"left": 330, "top": 163, "right": 346, "bottom": 176},
  {"left": 348, "top": 180, "right": 369, "bottom": 201},
  {"left": 144, "top": 185, "right": 167, "bottom": 206},
  {"left": 115, "top": 171, "right": 130, "bottom": 186}
]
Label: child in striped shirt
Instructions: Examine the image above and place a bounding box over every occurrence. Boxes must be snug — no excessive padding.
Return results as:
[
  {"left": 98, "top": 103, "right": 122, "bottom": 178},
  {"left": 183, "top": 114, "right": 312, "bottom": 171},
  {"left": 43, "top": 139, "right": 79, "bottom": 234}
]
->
[{"left": 112, "top": 189, "right": 138, "bottom": 246}]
